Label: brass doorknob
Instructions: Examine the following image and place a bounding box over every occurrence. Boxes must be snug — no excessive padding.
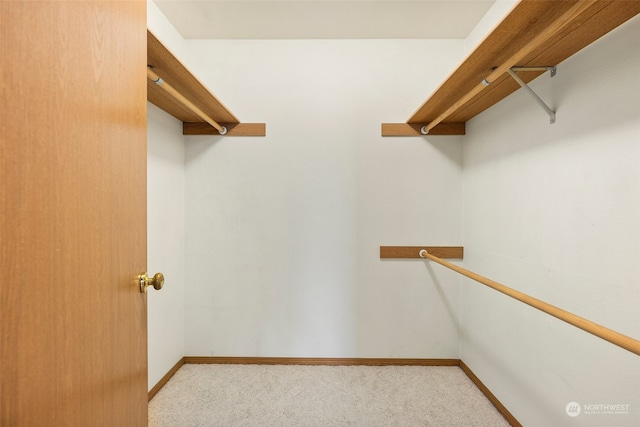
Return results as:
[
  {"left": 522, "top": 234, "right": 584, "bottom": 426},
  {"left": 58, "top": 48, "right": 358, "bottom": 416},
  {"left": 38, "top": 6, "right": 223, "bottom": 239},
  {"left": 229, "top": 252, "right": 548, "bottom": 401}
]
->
[{"left": 139, "top": 272, "right": 164, "bottom": 293}]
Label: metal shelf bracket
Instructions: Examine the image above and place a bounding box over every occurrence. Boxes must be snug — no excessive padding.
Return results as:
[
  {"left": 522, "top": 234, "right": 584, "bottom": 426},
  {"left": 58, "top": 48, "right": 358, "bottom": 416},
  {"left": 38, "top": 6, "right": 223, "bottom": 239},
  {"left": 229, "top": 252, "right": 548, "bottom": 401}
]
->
[{"left": 507, "top": 66, "right": 556, "bottom": 124}]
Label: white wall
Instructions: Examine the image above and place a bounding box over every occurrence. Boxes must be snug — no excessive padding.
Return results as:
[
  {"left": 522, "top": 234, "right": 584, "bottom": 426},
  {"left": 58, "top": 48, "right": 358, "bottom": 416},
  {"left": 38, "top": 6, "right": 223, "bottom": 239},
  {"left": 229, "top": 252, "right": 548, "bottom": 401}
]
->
[
  {"left": 147, "top": 0, "right": 189, "bottom": 391},
  {"left": 146, "top": 3, "right": 639, "bottom": 423},
  {"left": 463, "top": 0, "right": 517, "bottom": 55},
  {"left": 147, "top": 103, "right": 185, "bottom": 390},
  {"left": 181, "top": 39, "right": 465, "bottom": 358},
  {"left": 461, "top": 15, "right": 640, "bottom": 427}
]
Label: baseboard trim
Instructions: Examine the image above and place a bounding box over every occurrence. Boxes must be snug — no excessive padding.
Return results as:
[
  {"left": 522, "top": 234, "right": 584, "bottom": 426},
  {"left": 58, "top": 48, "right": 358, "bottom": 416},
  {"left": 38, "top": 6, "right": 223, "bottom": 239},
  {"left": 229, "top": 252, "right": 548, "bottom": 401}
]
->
[
  {"left": 459, "top": 360, "right": 522, "bottom": 427},
  {"left": 148, "top": 357, "right": 185, "bottom": 401},
  {"left": 150, "top": 356, "right": 520, "bottom": 426},
  {"left": 183, "top": 356, "right": 461, "bottom": 366}
]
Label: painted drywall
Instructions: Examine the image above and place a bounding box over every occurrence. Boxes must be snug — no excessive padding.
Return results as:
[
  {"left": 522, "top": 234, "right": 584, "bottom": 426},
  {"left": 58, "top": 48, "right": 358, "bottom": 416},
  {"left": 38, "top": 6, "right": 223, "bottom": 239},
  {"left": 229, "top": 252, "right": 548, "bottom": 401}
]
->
[
  {"left": 461, "top": 15, "right": 640, "bottom": 427},
  {"left": 146, "top": 0, "right": 190, "bottom": 392},
  {"left": 180, "top": 39, "right": 465, "bottom": 358},
  {"left": 148, "top": 0, "right": 186, "bottom": 55},
  {"left": 147, "top": 103, "right": 185, "bottom": 390},
  {"left": 146, "top": 3, "right": 639, "bottom": 423},
  {"left": 463, "top": 0, "right": 517, "bottom": 55}
]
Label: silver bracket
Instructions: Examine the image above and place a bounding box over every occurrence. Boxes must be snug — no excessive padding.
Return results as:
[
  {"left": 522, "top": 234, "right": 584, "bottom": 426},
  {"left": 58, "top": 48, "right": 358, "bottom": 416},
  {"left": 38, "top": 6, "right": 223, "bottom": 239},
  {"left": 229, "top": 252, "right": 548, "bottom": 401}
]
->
[{"left": 507, "top": 66, "right": 556, "bottom": 124}]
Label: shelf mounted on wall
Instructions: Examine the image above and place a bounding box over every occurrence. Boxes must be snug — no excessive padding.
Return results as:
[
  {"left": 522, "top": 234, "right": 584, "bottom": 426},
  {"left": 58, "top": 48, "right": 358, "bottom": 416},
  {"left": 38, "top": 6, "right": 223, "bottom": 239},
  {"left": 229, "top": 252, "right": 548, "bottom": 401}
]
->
[
  {"left": 382, "top": 0, "right": 640, "bottom": 137},
  {"left": 504, "top": 66, "right": 556, "bottom": 124},
  {"left": 379, "top": 246, "right": 463, "bottom": 259},
  {"left": 147, "top": 30, "right": 266, "bottom": 137}
]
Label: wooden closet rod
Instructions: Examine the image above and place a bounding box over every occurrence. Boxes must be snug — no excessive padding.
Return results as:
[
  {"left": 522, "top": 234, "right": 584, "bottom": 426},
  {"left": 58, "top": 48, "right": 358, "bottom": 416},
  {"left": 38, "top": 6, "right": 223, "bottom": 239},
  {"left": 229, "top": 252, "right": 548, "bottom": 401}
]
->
[
  {"left": 420, "top": 0, "right": 596, "bottom": 135},
  {"left": 418, "top": 249, "right": 640, "bottom": 356},
  {"left": 147, "top": 67, "right": 227, "bottom": 134}
]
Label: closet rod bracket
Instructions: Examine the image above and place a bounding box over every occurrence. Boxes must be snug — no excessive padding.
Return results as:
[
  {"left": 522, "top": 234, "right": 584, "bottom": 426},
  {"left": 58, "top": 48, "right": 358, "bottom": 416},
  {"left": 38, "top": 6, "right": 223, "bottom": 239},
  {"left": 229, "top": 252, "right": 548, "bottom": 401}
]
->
[{"left": 507, "top": 67, "right": 556, "bottom": 124}]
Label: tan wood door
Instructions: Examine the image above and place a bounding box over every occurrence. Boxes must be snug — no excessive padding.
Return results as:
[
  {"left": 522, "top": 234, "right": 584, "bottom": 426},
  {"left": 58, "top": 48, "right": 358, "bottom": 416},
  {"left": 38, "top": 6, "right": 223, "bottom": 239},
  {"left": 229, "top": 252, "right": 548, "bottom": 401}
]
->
[{"left": 1, "top": 1, "right": 148, "bottom": 425}]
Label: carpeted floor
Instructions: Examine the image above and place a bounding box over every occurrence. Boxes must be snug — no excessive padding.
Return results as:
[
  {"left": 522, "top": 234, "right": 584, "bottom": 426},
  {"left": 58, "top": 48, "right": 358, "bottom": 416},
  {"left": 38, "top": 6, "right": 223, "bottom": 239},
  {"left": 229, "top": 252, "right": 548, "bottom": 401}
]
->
[{"left": 148, "top": 364, "right": 511, "bottom": 426}]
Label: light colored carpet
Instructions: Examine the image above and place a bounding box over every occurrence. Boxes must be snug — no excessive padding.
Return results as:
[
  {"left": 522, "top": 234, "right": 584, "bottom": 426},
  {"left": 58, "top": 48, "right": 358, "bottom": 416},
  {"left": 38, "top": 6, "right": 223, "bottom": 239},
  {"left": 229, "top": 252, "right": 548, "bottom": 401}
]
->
[{"left": 149, "top": 364, "right": 511, "bottom": 426}]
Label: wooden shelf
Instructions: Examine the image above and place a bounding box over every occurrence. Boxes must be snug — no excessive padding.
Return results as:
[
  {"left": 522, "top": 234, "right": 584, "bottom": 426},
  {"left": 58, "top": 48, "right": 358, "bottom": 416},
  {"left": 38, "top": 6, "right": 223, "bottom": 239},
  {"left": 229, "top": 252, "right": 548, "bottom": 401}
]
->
[
  {"left": 381, "top": 123, "right": 465, "bottom": 136},
  {"left": 380, "top": 246, "right": 463, "bottom": 259},
  {"left": 383, "top": 0, "right": 640, "bottom": 136},
  {"left": 147, "top": 30, "right": 265, "bottom": 136}
]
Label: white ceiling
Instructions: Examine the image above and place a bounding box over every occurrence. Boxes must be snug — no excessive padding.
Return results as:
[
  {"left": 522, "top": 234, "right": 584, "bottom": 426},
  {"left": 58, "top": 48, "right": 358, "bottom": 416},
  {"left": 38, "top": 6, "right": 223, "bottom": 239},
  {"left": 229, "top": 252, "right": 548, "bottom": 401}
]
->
[{"left": 153, "top": 0, "right": 496, "bottom": 39}]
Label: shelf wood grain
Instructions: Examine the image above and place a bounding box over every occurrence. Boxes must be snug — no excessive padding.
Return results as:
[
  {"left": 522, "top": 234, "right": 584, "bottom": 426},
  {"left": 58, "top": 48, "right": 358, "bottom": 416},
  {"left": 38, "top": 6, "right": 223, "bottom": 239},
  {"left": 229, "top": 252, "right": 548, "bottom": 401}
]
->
[
  {"left": 380, "top": 246, "right": 463, "bottom": 259},
  {"left": 403, "top": 0, "right": 640, "bottom": 128},
  {"left": 183, "top": 122, "right": 266, "bottom": 136},
  {"left": 147, "top": 30, "right": 239, "bottom": 125},
  {"left": 381, "top": 123, "right": 465, "bottom": 136}
]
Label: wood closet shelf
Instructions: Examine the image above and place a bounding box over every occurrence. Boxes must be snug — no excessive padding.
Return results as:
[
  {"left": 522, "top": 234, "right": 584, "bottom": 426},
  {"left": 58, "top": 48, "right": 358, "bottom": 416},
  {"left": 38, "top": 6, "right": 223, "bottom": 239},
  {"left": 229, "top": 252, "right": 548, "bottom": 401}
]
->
[
  {"left": 147, "top": 30, "right": 265, "bottom": 136},
  {"left": 380, "top": 246, "right": 463, "bottom": 259},
  {"left": 383, "top": 0, "right": 640, "bottom": 136}
]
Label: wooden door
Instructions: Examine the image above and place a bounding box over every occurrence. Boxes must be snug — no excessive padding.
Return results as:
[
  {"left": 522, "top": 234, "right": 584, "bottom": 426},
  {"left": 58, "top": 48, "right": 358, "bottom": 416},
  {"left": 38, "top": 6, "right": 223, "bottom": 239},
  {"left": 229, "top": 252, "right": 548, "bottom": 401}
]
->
[{"left": 1, "top": 1, "right": 148, "bottom": 425}]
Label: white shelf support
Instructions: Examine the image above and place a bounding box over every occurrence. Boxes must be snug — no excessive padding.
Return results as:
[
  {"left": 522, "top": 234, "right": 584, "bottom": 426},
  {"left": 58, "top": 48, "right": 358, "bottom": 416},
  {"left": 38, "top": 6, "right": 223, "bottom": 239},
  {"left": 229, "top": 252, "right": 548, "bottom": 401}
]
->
[{"left": 507, "top": 66, "right": 556, "bottom": 124}]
